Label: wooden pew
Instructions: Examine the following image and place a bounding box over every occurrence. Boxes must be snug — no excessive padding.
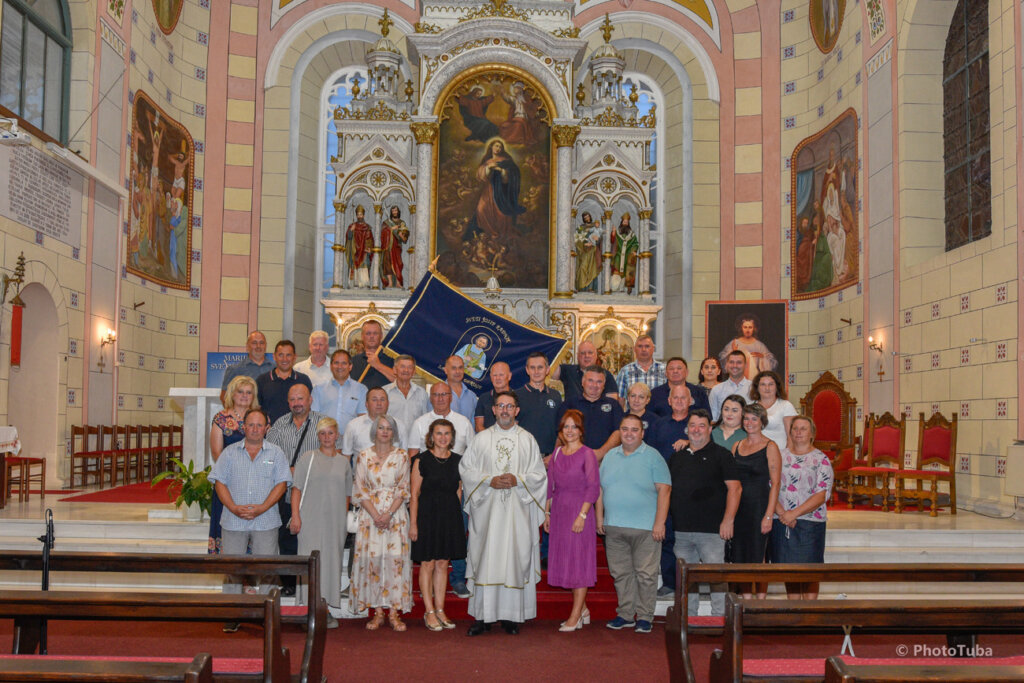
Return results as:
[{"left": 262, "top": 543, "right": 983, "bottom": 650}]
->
[
  {"left": 0, "top": 590, "right": 289, "bottom": 683},
  {"left": 709, "top": 594, "right": 1024, "bottom": 683},
  {"left": 0, "top": 551, "right": 326, "bottom": 683},
  {"left": 0, "top": 652, "right": 214, "bottom": 682},
  {"left": 666, "top": 562, "right": 1024, "bottom": 682},
  {"left": 824, "top": 656, "right": 1024, "bottom": 682}
]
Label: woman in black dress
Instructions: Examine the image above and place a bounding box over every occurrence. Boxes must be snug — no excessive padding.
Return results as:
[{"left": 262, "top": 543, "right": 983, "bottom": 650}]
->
[
  {"left": 730, "top": 402, "right": 780, "bottom": 598},
  {"left": 409, "top": 419, "right": 466, "bottom": 631}
]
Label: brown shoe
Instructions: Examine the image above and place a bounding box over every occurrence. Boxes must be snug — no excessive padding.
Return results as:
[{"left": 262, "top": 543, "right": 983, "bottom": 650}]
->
[
  {"left": 365, "top": 609, "right": 385, "bottom": 631},
  {"left": 389, "top": 610, "right": 407, "bottom": 632}
]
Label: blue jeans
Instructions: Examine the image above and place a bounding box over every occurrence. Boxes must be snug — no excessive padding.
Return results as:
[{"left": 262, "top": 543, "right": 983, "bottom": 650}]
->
[
  {"left": 451, "top": 509, "right": 469, "bottom": 586},
  {"left": 673, "top": 531, "right": 726, "bottom": 616}
]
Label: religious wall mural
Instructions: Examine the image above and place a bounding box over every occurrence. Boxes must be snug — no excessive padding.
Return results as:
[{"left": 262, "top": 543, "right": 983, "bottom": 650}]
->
[
  {"left": 128, "top": 91, "right": 194, "bottom": 290},
  {"left": 790, "top": 108, "right": 859, "bottom": 300},
  {"left": 433, "top": 71, "right": 552, "bottom": 290},
  {"left": 151, "top": 0, "right": 183, "bottom": 34},
  {"left": 706, "top": 301, "right": 787, "bottom": 385},
  {"left": 809, "top": 0, "right": 846, "bottom": 53}
]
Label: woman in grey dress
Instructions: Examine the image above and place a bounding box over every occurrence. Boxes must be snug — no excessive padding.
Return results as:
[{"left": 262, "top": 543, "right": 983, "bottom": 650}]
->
[{"left": 289, "top": 417, "right": 351, "bottom": 629}]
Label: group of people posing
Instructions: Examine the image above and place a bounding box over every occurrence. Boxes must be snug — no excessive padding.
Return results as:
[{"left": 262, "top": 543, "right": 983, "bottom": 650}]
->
[{"left": 206, "top": 322, "right": 833, "bottom": 636}]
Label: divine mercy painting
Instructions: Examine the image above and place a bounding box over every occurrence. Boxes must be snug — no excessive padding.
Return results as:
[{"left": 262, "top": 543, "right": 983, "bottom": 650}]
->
[
  {"left": 127, "top": 90, "right": 194, "bottom": 290},
  {"left": 433, "top": 72, "right": 552, "bottom": 290},
  {"left": 790, "top": 108, "right": 859, "bottom": 300}
]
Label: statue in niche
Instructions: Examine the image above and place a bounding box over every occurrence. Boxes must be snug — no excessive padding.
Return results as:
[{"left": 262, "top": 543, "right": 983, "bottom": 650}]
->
[
  {"left": 609, "top": 213, "right": 638, "bottom": 293},
  {"left": 345, "top": 205, "right": 374, "bottom": 288},
  {"left": 379, "top": 205, "right": 410, "bottom": 288},
  {"left": 574, "top": 211, "right": 602, "bottom": 292}
]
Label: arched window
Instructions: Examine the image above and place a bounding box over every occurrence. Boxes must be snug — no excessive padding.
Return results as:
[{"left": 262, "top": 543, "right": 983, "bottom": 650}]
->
[
  {"left": 0, "top": 0, "right": 71, "bottom": 143},
  {"left": 942, "top": 0, "right": 990, "bottom": 250},
  {"left": 315, "top": 66, "right": 366, "bottom": 344}
]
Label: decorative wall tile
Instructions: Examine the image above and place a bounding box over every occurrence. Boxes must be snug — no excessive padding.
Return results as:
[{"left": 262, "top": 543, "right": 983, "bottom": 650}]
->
[
  {"left": 199, "top": 0, "right": 209, "bottom": 8},
  {"left": 147, "top": 70, "right": 154, "bottom": 84},
  {"left": 188, "top": 360, "right": 199, "bottom": 374},
  {"left": 856, "top": 365, "right": 863, "bottom": 378},
  {"left": 131, "top": 8, "right": 137, "bottom": 23},
  {"left": 197, "top": 31, "right": 208, "bottom": 45},
  {"left": 784, "top": 9, "right": 795, "bottom": 21},
  {"left": 138, "top": 355, "right": 145, "bottom": 368},
  {"left": 931, "top": 302, "right": 940, "bottom": 318},
  {"left": 997, "top": 400, "right": 1007, "bottom": 418},
  {"left": 785, "top": 264, "right": 791, "bottom": 276},
  {"left": 158, "top": 358, "right": 166, "bottom": 371},
  {"left": 997, "top": 457, "right": 1007, "bottom": 477},
  {"left": 159, "top": 319, "right": 167, "bottom": 332},
  {"left": 785, "top": 116, "right": 795, "bottom": 129},
  {"left": 836, "top": 88, "right": 843, "bottom": 101},
  {"left": 783, "top": 46, "right": 795, "bottom": 58},
  {"left": 166, "top": 89, "right": 172, "bottom": 102},
  {"left": 788, "top": 373, "right": 796, "bottom": 384},
  {"left": 931, "top": 352, "right": 940, "bottom": 369},
  {"left": 958, "top": 455, "right": 970, "bottom": 474},
  {"left": 904, "top": 451, "right": 913, "bottom": 468},
  {"left": 960, "top": 401, "right": 970, "bottom": 418},
  {"left": 72, "top": 246, "right": 80, "bottom": 260},
  {"left": 788, "top": 300, "right": 796, "bottom": 312},
  {"left": 837, "top": 368, "right": 843, "bottom": 380},
  {"left": 160, "top": 286, "right": 167, "bottom": 294},
  {"left": 192, "top": 250, "right": 201, "bottom": 263},
  {"left": 904, "top": 405, "right": 913, "bottom": 419},
  {"left": 788, "top": 336, "right": 797, "bottom": 349},
  {"left": 856, "top": 406, "right": 863, "bottom": 421},
  {"left": 195, "top": 141, "right": 204, "bottom": 154},
  {"left": 67, "top": 390, "right": 76, "bottom": 405},
  {"left": 996, "top": 342, "right": 1006, "bottom": 360},
  {"left": 137, "top": 396, "right": 144, "bottom": 409},
  {"left": 857, "top": 282, "right": 862, "bottom": 295},
  {"left": 856, "top": 324, "right": 862, "bottom": 337},
  {"left": 195, "top": 67, "right": 206, "bottom": 81},
  {"left": 117, "top": 350, "right": 126, "bottom": 364},
  {"left": 836, "top": 329, "right": 843, "bottom": 342},
  {"left": 996, "top": 284, "right": 1007, "bottom": 302},
  {"left": 836, "top": 49, "right": 843, "bottom": 62},
  {"left": 69, "top": 339, "right": 77, "bottom": 355},
  {"left": 194, "top": 104, "right": 206, "bottom": 117},
  {"left": 190, "top": 287, "right": 200, "bottom": 299},
  {"left": 855, "top": 72, "right": 862, "bottom": 85},
  {"left": 117, "top": 395, "right": 124, "bottom": 409},
  {"left": 904, "top": 309, "right": 912, "bottom": 325},
  {"left": 960, "top": 294, "right": 969, "bottom": 312},
  {"left": 187, "top": 323, "right": 199, "bottom": 336},
  {"left": 903, "top": 356, "right": 911, "bottom": 372},
  {"left": 817, "top": 297, "right": 825, "bottom": 310},
  {"left": 931, "top": 403, "right": 940, "bottom": 415},
  {"left": 138, "top": 313, "right": 146, "bottom": 327},
  {"left": 35, "top": 231, "right": 44, "bottom": 245},
  {"left": 817, "top": 334, "right": 825, "bottom": 347},
  {"left": 192, "top": 215, "right": 202, "bottom": 228},
  {"left": 119, "top": 307, "right": 127, "bottom": 322},
  {"left": 149, "top": 30, "right": 156, "bottom": 45},
  {"left": 817, "top": 68, "right": 824, "bottom": 81},
  {"left": 855, "top": 30, "right": 862, "bottom": 44},
  {"left": 960, "top": 347, "right": 970, "bottom": 365},
  {"left": 193, "top": 178, "right": 203, "bottom": 191},
  {"left": 784, "top": 81, "right": 796, "bottom": 94},
  {"left": 70, "top": 292, "right": 78, "bottom": 308},
  {"left": 817, "top": 105, "right": 825, "bottom": 117}
]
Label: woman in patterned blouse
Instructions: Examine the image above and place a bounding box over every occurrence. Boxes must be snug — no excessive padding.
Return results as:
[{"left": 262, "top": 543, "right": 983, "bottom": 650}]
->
[{"left": 771, "top": 415, "right": 833, "bottom": 599}]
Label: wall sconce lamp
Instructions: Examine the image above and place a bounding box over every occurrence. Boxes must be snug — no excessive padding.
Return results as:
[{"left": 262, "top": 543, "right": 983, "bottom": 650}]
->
[
  {"left": 867, "top": 335, "right": 885, "bottom": 381},
  {"left": 97, "top": 328, "right": 117, "bottom": 373}
]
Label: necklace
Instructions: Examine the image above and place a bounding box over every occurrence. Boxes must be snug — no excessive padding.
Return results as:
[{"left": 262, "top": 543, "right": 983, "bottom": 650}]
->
[{"left": 430, "top": 450, "right": 452, "bottom": 465}]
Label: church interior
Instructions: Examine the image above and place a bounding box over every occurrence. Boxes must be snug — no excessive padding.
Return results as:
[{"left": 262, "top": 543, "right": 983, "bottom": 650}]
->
[{"left": 1, "top": 0, "right": 1024, "bottom": 678}]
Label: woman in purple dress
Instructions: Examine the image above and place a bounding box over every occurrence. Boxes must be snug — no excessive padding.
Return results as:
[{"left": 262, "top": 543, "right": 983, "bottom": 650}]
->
[{"left": 544, "top": 409, "right": 600, "bottom": 632}]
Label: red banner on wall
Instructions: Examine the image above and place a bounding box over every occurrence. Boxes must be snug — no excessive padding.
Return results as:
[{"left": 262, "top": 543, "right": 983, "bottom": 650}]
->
[{"left": 9, "top": 304, "right": 22, "bottom": 367}]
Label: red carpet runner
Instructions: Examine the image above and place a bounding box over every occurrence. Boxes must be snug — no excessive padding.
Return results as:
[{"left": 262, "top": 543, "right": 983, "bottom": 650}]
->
[{"left": 58, "top": 480, "right": 177, "bottom": 505}]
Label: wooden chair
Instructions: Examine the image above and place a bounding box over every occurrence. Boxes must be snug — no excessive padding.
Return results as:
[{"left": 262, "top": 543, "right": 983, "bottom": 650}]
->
[
  {"left": 95, "top": 425, "right": 120, "bottom": 488},
  {"left": 70, "top": 425, "right": 103, "bottom": 488},
  {"left": 800, "top": 370, "right": 858, "bottom": 453},
  {"left": 846, "top": 412, "right": 905, "bottom": 511},
  {"left": 895, "top": 412, "right": 958, "bottom": 516},
  {"left": 6, "top": 456, "right": 45, "bottom": 502}
]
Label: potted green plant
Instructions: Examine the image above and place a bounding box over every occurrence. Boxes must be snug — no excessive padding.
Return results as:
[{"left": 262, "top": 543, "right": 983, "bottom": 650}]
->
[{"left": 152, "top": 457, "right": 214, "bottom": 522}]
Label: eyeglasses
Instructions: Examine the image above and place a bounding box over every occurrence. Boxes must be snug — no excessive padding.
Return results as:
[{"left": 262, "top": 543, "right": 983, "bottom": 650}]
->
[
  {"left": 494, "top": 403, "right": 517, "bottom": 411},
  {"left": 433, "top": 392, "right": 452, "bottom": 397}
]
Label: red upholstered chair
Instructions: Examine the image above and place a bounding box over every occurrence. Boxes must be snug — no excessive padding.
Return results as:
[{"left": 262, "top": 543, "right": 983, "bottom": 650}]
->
[
  {"left": 895, "top": 412, "right": 957, "bottom": 516},
  {"left": 800, "top": 371, "right": 858, "bottom": 500},
  {"left": 846, "top": 412, "right": 905, "bottom": 511}
]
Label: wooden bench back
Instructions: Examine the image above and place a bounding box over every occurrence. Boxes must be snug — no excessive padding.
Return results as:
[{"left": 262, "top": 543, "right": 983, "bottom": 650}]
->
[
  {"left": 0, "top": 590, "right": 289, "bottom": 683},
  {"left": 0, "top": 653, "right": 213, "bottom": 682},
  {"left": 0, "top": 552, "right": 323, "bottom": 683}
]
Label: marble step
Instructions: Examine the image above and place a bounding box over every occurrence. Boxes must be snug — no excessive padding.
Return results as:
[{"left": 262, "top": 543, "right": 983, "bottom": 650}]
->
[
  {"left": 825, "top": 546, "right": 1024, "bottom": 563},
  {"left": 826, "top": 528, "right": 1024, "bottom": 548}
]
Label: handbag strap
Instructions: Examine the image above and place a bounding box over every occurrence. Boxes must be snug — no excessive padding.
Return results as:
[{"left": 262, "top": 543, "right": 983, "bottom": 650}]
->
[
  {"left": 297, "top": 451, "right": 315, "bottom": 513},
  {"left": 291, "top": 417, "right": 312, "bottom": 467}
]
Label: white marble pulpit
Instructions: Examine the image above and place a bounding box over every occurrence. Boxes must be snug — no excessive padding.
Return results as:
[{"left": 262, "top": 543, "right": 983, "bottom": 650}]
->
[{"left": 169, "top": 388, "right": 221, "bottom": 470}]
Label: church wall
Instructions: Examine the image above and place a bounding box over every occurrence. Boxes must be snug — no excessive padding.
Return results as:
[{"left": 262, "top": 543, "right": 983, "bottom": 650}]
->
[
  {"left": 893, "top": 0, "right": 1020, "bottom": 509},
  {"left": 778, "top": 0, "right": 867, "bottom": 419}
]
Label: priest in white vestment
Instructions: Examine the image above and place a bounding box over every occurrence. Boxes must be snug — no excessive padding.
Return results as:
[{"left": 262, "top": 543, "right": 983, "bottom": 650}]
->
[{"left": 460, "top": 390, "right": 547, "bottom": 635}]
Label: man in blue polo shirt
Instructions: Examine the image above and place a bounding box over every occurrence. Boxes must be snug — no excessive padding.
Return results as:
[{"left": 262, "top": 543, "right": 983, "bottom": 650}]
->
[
  {"left": 256, "top": 340, "right": 312, "bottom": 423},
  {"left": 559, "top": 366, "right": 623, "bottom": 462},
  {"left": 516, "top": 352, "right": 562, "bottom": 459},
  {"left": 597, "top": 414, "right": 671, "bottom": 634},
  {"left": 649, "top": 357, "right": 710, "bottom": 418}
]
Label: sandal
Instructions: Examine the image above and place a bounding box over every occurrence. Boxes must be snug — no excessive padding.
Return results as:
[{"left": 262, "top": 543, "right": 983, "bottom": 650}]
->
[
  {"left": 365, "top": 609, "right": 385, "bottom": 631},
  {"left": 389, "top": 610, "right": 407, "bottom": 632},
  {"left": 436, "top": 609, "right": 456, "bottom": 629},
  {"left": 423, "top": 610, "right": 443, "bottom": 632}
]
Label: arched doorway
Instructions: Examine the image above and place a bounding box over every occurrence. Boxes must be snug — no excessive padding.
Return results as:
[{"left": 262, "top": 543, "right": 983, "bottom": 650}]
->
[{"left": 8, "top": 283, "right": 60, "bottom": 487}]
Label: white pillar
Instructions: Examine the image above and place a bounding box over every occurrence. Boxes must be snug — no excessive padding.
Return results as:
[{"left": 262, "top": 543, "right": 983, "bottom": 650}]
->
[
  {"left": 168, "top": 388, "right": 221, "bottom": 470},
  {"left": 552, "top": 123, "right": 580, "bottom": 297},
  {"left": 410, "top": 121, "right": 438, "bottom": 282},
  {"left": 333, "top": 200, "right": 346, "bottom": 289},
  {"left": 370, "top": 204, "right": 383, "bottom": 289},
  {"left": 602, "top": 209, "right": 614, "bottom": 294}
]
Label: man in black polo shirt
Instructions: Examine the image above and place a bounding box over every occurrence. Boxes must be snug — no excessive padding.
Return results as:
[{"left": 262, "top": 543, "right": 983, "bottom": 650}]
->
[
  {"left": 349, "top": 319, "right": 395, "bottom": 390},
  {"left": 256, "top": 340, "right": 313, "bottom": 423},
  {"left": 474, "top": 361, "right": 513, "bottom": 432},
  {"left": 669, "top": 409, "right": 741, "bottom": 616},
  {"left": 516, "top": 352, "right": 562, "bottom": 459},
  {"left": 649, "top": 357, "right": 711, "bottom": 418},
  {"left": 551, "top": 340, "right": 618, "bottom": 402},
  {"left": 559, "top": 366, "right": 623, "bottom": 461}
]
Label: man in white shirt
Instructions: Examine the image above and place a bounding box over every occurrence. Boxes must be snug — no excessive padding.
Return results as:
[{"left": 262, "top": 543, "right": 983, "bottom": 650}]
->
[
  {"left": 311, "top": 350, "right": 367, "bottom": 440},
  {"left": 341, "top": 387, "right": 408, "bottom": 459},
  {"left": 293, "top": 330, "right": 333, "bottom": 387},
  {"left": 383, "top": 354, "right": 430, "bottom": 428},
  {"left": 708, "top": 350, "right": 753, "bottom": 421},
  {"left": 409, "top": 381, "right": 475, "bottom": 456}
]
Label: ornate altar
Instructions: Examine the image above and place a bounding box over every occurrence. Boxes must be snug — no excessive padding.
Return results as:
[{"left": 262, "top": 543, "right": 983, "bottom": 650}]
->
[{"left": 323, "top": 1, "right": 661, "bottom": 357}]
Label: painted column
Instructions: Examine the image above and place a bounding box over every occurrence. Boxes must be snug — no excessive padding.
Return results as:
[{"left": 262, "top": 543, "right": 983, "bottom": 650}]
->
[
  {"left": 602, "top": 209, "right": 614, "bottom": 294},
  {"left": 638, "top": 208, "right": 652, "bottom": 297},
  {"left": 333, "top": 200, "right": 346, "bottom": 289},
  {"left": 410, "top": 121, "right": 438, "bottom": 283},
  {"left": 406, "top": 204, "right": 417, "bottom": 287},
  {"left": 551, "top": 124, "right": 580, "bottom": 297},
  {"left": 370, "top": 204, "right": 383, "bottom": 289}
]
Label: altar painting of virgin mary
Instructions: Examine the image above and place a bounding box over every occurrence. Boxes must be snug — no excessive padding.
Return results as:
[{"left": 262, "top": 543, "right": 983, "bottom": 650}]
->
[{"left": 433, "top": 72, "right": 552, "bottom": 290}]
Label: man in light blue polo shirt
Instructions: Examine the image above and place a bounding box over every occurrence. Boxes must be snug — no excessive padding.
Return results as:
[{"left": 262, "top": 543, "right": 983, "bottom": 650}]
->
[
  {"left": 597, "top": 414, "right": 671, "bottom": 634},
  {"left": 312, "top": 349, "right": 368, "bottom": 440},
  {"left": 210, "top": 408, "right": 293, "bottom": 621}
]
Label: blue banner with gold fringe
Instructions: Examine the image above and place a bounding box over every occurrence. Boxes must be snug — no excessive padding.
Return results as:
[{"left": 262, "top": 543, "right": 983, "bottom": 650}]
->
[{"left": 380, "top": 269, "right": 567, "bottom": 394}]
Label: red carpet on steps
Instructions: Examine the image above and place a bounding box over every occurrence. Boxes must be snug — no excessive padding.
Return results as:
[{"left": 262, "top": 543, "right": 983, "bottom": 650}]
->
[
  {"left": 58, "top": 479, "right": 177, "bottom": 504},
  {"left": 409, "top": 537, "right": 620, "bottom": 621}
]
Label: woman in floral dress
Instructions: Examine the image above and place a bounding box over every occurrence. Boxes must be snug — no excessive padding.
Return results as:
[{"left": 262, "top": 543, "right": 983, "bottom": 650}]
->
[{"left": 351, "top": 415, "right": 412, "bottom": 631}]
